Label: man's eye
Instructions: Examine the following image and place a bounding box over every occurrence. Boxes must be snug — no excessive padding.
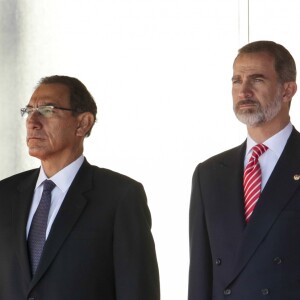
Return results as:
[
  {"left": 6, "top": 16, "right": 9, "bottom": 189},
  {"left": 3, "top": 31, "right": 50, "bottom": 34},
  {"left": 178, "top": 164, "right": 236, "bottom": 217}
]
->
[
  {"left": 40, "top": 107, "right": 53, "bottom": 116},
  {"left": 254, "top": 78, "right": 263, "bottom": 82},
  {"left": 232, "top": 80, "right": 241, "bottom": 84}
]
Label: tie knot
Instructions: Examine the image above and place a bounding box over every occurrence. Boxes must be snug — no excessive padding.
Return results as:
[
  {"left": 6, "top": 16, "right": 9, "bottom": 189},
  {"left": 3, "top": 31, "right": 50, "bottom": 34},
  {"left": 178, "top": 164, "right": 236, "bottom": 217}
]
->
[
  {"left": 43, "top": 180, "right": 56, "bottom": 193},
  {"left": 251, "top": 144, "right": 268, "bottom": 160}
]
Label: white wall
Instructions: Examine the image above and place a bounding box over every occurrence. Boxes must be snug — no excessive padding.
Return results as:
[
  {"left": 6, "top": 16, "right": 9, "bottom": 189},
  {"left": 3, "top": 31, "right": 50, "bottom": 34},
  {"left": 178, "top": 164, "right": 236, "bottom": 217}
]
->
[{"left": 1, "top": 0, "right": 300, "bottom": 298}]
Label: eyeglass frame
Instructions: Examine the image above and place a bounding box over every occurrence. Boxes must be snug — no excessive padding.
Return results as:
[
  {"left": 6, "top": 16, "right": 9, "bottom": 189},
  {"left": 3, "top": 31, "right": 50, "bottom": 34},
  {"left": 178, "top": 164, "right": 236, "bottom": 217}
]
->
[{"left": 20, "top": 105, "right": 79, "bottom": 118}]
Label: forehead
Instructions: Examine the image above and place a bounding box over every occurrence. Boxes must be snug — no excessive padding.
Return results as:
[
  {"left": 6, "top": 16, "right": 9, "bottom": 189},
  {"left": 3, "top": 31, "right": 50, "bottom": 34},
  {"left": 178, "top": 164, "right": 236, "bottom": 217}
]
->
[
  {"left": 29, "top": 83, "right": 70, "bottom": 105},
  {"left": 233, "top": 52, "right": 276, "bottom": 76}
]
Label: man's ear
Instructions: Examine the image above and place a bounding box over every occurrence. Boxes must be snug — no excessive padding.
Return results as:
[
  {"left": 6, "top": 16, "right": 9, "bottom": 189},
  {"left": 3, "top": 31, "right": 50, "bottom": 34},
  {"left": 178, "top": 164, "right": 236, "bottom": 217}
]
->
[
  {"left": 283, "top": 81, "right": 297, "bottom": 103},
  {"left": 76, "top": 112, "right": 95, "bottom": 137}
]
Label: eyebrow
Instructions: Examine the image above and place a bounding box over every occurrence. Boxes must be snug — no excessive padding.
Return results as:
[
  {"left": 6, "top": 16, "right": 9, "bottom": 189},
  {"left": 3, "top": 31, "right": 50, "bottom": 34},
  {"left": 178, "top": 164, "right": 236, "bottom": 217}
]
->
[
  {"left": 26, "top": 104, "right": 55, "bottom": 109},
  {"left": 26, "top": 96, "right": 57, "bottom": 107},
  {"left": 231, "top": 74, "right": 267, "bottom": 81},
  {"left": 249, "top": 73, "right": 267, "bottom": 79}
]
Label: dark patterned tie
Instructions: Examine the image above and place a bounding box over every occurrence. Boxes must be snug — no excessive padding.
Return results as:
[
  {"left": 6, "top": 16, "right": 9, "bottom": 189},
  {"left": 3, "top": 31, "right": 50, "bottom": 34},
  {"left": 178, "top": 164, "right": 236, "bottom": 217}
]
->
[
  {"left": 244, "top": 144, "right": 268, "bottom": 222},
  {"left": 28, "top": 180, "right": 56, "bottom": 275}
]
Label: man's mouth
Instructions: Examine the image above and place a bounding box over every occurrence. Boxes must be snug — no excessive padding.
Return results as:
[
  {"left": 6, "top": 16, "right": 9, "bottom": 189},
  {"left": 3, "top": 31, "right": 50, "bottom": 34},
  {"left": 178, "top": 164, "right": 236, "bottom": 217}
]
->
[{"left": 237, "top": 99, "right": 258, "bottom": 110}]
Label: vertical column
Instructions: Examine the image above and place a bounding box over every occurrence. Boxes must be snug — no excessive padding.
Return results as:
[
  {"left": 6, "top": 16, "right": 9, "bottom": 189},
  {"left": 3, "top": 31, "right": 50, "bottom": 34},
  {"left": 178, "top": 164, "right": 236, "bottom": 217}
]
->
[
  {"left": 238, "top": 0, "right": 250, "bottom": 46},
  {"left": 0, "top": 0, "right": 26, "bottom": 179}
]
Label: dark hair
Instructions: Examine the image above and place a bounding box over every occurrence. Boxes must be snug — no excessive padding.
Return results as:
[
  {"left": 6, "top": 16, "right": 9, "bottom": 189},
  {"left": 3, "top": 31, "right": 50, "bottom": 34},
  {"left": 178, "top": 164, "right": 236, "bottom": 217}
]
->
[
  {"left": 37, "top": 75, "right": 97, "bottom": 136},
  {"left": 236, "top": 40, "right": 297, "bottom": 83}
]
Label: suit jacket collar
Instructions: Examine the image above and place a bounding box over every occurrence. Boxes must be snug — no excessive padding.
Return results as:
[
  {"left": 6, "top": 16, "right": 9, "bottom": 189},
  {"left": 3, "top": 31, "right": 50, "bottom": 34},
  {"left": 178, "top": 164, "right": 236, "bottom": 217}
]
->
[
  {"left": 13, "top": 160, "right": 94, "bottom": 293},
  {"left": 28, "top": 159, "right": 94, "bottom": 290},
  {"left": 226, "top": 127, "right": 300, "bottom": 286},
  {"left": 14, "top": 168, "right": 40, "bottom": 285},
  {"left": 214, "top": 142, "right": 247, "bottom": 239}
]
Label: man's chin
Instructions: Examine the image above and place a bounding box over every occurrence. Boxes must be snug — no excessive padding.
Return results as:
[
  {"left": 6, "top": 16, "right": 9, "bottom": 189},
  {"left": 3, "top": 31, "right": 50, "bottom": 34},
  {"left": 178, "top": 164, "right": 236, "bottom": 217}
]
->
[
  {"left": 28, "top": 148, "right": 45, "bottom": 160},
  {"left": 235, "top": 113, "right": 264, "bottom": 127}
]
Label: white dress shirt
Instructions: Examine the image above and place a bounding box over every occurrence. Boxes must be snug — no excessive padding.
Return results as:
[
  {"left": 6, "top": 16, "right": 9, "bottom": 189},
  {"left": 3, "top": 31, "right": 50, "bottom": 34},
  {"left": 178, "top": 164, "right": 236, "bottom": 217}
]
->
[
  {"left": 244, "top": 122, "right": 293, "bottom": 190},
  {"left": 26, "top": 155, "right": 85, "bottom": 239}
]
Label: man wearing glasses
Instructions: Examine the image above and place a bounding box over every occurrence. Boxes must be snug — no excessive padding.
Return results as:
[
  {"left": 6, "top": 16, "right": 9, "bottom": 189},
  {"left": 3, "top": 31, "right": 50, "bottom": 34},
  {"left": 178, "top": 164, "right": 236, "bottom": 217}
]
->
[{"left": 0, "top": 75, "right": 160, "bottom": 300}]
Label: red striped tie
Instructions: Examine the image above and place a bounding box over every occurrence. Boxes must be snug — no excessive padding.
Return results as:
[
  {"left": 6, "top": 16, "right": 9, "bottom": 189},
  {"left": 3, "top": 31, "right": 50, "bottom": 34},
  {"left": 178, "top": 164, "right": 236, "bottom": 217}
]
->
[{"left": 244, "top": 144, "right": 268, "bottom": 222}]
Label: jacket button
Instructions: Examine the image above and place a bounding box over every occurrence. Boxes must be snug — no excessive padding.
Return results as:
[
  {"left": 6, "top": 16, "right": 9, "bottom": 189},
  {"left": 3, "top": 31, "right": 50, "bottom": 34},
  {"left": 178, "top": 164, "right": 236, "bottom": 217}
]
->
[
  {"left": 261, "top": 288, "right": 269, "bottom": 295},
  {"left": 224, "top": 289, "right": 231, "bottom": 295},
  {"left": 215, "top": 258, "right": 222, "bottom": 265},
  {"left": 273, "top": 257, "right": 282, "bottom": 264}
]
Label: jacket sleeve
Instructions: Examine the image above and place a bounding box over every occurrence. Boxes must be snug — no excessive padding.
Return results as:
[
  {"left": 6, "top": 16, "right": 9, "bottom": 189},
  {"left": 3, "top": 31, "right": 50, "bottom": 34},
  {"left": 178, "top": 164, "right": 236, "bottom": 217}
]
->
[
  {"left": 113, "top": 181, "right": 160, "bottom": 300},
  {"left": 188, "top": 164, "right": 213, "bottom": 300}
]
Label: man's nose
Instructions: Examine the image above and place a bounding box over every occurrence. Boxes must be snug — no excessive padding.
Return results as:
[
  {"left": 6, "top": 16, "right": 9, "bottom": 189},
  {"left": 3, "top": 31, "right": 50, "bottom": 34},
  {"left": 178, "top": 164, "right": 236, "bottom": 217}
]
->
[
  {"left": 238, "top": 81, "right": 253, "bottom": 99},
  {"left": 26, "top": 110, "right": 42, "bottom": 128}
]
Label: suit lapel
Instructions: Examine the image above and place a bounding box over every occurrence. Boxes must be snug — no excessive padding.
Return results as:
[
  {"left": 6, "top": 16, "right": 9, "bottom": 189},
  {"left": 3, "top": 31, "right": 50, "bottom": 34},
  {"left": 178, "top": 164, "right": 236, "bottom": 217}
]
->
[
  {"left": 14, "top": 169, "right": 40, "bottom": 283},
  {"left": 215, "top": 142, "right": 246, "bottom": 251},
  {"left": 227, "top": 129, "right": 300, "bottom": 285},
  {"left": 29, "top": 160, "right": 93, "bottom": 289}
]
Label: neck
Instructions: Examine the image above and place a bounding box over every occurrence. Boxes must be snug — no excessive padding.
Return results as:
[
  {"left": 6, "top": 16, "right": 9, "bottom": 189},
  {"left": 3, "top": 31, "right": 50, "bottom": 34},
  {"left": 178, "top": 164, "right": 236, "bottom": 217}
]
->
[
  {"left": 247, "top": 117, "right": 290, "bottom": 144},
  {"left": 41, "top": 149, "right": 83, "bottom": 178}
]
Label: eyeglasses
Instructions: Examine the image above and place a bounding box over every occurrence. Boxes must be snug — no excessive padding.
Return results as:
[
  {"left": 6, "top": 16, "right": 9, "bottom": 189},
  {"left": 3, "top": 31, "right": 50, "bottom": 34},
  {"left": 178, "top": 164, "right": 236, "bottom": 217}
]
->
[{"left": 20, "top": 105, "right": 78, "bottom": 118}]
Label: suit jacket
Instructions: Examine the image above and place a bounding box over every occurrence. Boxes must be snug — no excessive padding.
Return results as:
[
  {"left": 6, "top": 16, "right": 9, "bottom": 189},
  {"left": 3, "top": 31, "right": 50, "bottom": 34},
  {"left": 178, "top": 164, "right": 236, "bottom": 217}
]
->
[
  {"left": 188, "top": 128, "right": 300, "bottom": 300},
  {"left": 0, "top": 159, "right": 160, "bottom": 300}
]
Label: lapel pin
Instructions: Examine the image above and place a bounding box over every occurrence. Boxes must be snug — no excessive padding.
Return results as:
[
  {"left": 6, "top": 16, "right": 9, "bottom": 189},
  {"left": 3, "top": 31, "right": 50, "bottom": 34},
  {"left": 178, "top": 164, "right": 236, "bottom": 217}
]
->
[{"left": 294, "top": 174, "right": 300, "bottom": 181}]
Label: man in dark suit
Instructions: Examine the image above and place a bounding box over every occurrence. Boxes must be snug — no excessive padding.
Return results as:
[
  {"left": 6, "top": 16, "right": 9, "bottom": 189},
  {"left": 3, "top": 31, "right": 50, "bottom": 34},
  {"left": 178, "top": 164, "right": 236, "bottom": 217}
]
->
[
  {"left": 0, "top": 75, "right": 160, "bottom": 300},
  {"left": 188, "top": 41, "right": 299, "bottom": 299}
]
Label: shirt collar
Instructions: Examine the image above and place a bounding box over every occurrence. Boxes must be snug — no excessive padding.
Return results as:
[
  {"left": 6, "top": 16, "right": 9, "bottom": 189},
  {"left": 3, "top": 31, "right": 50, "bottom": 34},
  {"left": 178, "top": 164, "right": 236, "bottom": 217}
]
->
[
  {"left": 35, "top": 155, "right": 85, "bottom": 192},
  {"left": 246, "top": 122, "right": 293, "bottom": 158}
]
